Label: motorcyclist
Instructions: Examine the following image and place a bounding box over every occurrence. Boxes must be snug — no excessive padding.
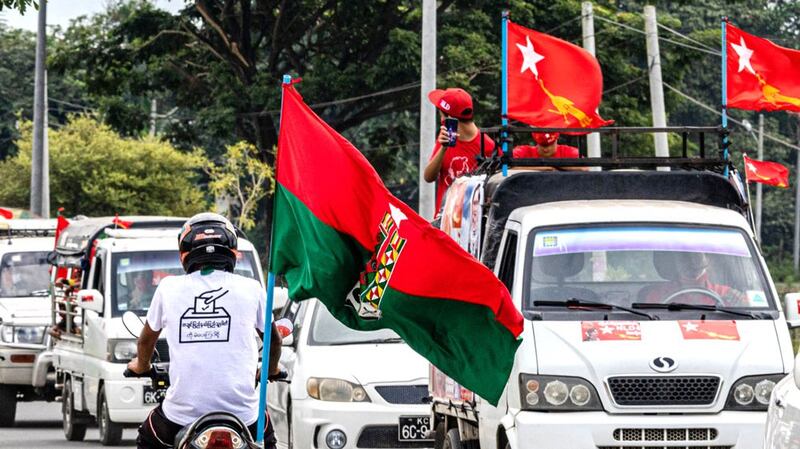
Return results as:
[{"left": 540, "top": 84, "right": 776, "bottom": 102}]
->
[{"left": 127, "top": 213, "right": 282, "bottom": 449}]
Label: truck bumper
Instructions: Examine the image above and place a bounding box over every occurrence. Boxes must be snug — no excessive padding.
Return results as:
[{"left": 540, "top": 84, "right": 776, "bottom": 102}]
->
[
  {"left": 293, "top": 398, "right": 433, "bottom": 449},
  {"left": 0, "top": 346, "right": 43, "bottom": 385},
  {"left": 509, "top": 410, "right": 765, "bottom": 449},
  {"left": 103, "top": 379, "right": 158, "bottom": 423}
]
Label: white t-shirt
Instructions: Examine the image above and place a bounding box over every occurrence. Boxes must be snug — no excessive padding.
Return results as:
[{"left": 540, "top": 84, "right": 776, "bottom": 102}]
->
[{"left": 146, "top": 270, "right": 266, "bottom": 426}]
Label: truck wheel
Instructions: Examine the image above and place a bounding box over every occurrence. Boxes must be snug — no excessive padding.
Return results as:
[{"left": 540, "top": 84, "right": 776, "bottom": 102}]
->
[
  {"left": 0, "top": 384, "right": 17, "bottom": 427},
  {"left": 434, "top": 422, "right": 446, "bottom": 449},
  {"left": 62, "top": 377, "right": 87, "bottom": 441},
  {"left": 443, "top": 428, "right": 464, "bottom": 449},
  {"left": 98, "top": 386, "right": 123, "bottom": 446}
]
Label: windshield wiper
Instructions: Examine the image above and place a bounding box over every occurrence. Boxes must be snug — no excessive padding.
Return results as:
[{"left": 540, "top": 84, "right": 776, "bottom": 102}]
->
[
  {"left": 631, "top": 302, "right": 764, "bottom": 319},
  {"left": 29, "top": 289, "right": 50, "bottom": 297},
  {"left": 533, "top": 298, "right": 657, "bottom": 320}
]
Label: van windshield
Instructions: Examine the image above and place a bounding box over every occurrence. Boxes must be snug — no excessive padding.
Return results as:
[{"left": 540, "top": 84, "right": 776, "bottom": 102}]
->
[
  {"left": 0, "top": 251, "right": 50, "bottom": 297},
  {"left": 112, "top": 250, "right": 259, "bottom": 316},
  {"left": 525, "top": 226, "right": 774, "bottom": 317}
]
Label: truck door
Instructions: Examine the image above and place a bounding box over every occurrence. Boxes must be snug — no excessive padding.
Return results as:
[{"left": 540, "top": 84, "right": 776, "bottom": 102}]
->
[
  {"left": 82, "top": 250, "right": 106, "bottom": 415},
  {"left": 481, "top": 228, "right": 519, "bottom": 449}
]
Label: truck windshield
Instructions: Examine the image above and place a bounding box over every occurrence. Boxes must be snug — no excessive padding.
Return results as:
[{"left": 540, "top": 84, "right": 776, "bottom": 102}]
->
[
  {"left": 0, "top": 251, "right": 50, "bottom": 297},
  {"left": 112, "top": 250, "right": 259, "bottom": 316},
  {"left": 525, "top": 225, "right": 774, "bottom": 317},
  {"left": 309, "top": 302, "right": 401, "bottom": 346}
]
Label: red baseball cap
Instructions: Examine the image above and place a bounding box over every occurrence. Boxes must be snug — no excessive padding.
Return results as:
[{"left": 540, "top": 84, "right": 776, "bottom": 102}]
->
[
  {"left": 532, "top": 132, "right": 559, "bottom": 146},
  {"left": 428, "top": 88, "right": 474, "bottom": 120}
]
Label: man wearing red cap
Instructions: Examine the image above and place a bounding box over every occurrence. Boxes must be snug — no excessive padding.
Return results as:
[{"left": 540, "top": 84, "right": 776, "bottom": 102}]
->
[
  {"left": 513, "top": 132, "right": 579, "bottom": 159},
  {"left": 423, "top": 88, "right": 496, "bottom": 214}
]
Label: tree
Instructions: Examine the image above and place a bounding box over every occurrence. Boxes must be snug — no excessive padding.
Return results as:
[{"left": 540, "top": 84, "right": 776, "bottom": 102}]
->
[
  {"left": 207, "top": 141, "right": 273, "bottom": 231},
  {"left": 0, "top": 115, "right": 208, "bottom": 216},
  {"left": 0, "top": 0, "right": 35, "bottom": 14}
]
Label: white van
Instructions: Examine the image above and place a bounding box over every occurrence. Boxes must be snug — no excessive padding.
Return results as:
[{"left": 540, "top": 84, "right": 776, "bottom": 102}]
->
[
  {"left": 0, "top": 219, "right": 57, "bottom": 426},
  {"left": 45, "top": 216, "right": 265, "bottom": 445},
  {"left": 431, "top": 169, "right": 793, "bottom": 449}
]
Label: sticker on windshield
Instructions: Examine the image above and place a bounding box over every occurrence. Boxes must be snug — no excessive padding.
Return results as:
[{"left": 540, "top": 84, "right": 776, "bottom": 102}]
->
[
  {"left": 179, "top": 287, "right": 231, "bottom": 343},
  {"left": 582, "top": 321, "right": 641, "bottom": 341},
  {"left": 678, "top": 320, "right": 739, "bottom": 341},
  {"left": 10, "top": 254, "right": 20, "bottom": 262},
  {"left": 534, "top": 227, "right": 750, "bottom": 257},
  {"left": 120, "top": 258, "right": 130, "bottom": 267},
  {"left": 745, "top": 290, "right": 768, "bottom": 307}
]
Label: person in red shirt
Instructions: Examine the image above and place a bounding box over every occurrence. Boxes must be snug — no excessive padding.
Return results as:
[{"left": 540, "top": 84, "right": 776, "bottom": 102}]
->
[
  {"left": 512, "top": 132, "right": 586, "bottom": 172},
  {"left": 423, "top": 88, "right": 495, "bottom": 213}
]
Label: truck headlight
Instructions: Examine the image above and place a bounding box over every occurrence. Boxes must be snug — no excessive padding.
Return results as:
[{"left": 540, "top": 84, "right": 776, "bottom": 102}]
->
[
  {"left": 307, "top": 377, "right": 370, "bottom": 403},
  {"left": 725, "top": 374, "right": 783, "bottom": 410},
  {"left": 108, "top": 340, "right": 137, "bottom": 362},
  {"left": 0, "top": 324, "right": 46, "bottom": 344},
  {"left": 519, "top": 374, "right": 602, "bottom": 411}
]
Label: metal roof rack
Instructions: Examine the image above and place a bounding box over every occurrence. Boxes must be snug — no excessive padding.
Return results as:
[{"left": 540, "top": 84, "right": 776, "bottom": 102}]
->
[
  {"left": 0, "top": 219, "right": 57, "bottom": 239},
  {"left": 475, "top": 126, "right": 730, "bottom": 173}
]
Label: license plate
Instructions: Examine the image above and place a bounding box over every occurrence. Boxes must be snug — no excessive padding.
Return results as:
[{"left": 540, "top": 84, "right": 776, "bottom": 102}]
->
[
  {"left": 398, "top": 416, "right": 432, "bottom": 442},
  {"left": 143, "top": 385, "right": 167, "bottom": 404}
]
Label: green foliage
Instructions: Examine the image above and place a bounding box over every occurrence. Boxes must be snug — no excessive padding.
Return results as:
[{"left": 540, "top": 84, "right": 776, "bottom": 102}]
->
[
  {"left": 0, "top": 115, "right": 208, "bottom": 216},
  {"left": 207, "top": 141, "right": 274, "bottom": 231},
  {"left": 0, "top": 0, "right": 35, "bottom": 13}
]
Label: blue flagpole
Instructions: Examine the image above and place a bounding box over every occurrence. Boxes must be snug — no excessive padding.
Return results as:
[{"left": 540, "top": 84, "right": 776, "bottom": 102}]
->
[
  {"left": 721, "top": 18, "right": 729, "bottom": 176},
  {"left": 501, "top": 10, "right": 509, "bottom": 177},
  {"left": 256, "top": 73, "right": 292, "bottom": 443}
]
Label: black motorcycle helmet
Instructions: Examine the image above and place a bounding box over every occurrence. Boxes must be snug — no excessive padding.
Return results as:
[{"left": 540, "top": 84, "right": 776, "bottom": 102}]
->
[{"left": 178, "top": 213, "right": 238, "bottom": 274}]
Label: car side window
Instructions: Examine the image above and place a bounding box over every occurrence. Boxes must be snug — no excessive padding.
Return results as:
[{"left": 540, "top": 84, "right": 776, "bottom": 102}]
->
[{"left": 498, "top": 231, "right": 518, "bottom": 292}]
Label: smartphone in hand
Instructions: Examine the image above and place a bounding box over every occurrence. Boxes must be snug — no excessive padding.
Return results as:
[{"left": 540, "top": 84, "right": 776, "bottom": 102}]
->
[{"left": 444, "top": 117, "right": 459, "bottom": 147}]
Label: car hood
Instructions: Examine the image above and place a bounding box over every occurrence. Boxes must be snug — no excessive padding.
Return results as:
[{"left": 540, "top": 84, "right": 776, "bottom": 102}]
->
[
  {"left": 0, "top": 296, "right": 51, "bottom": 324},
  {"left": 530, "top": 319, "right": 786, "bottom": 412},
  {"left": 301, "top": 342, "right": 428, "bottom": 386}
]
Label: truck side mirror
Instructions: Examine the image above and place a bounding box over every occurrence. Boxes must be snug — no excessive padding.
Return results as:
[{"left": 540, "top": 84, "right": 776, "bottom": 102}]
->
[
  {"left": 76, "top": 289, "right": 104, "bottom": 314},
  {"left": 794, "top": 353, "right": 800, "bottom": 391}
]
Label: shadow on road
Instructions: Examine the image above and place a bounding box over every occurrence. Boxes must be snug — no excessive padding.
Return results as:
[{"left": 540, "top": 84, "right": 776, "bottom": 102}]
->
[{"left": 9, "top": 420, "right": 62, "bottom": 428}]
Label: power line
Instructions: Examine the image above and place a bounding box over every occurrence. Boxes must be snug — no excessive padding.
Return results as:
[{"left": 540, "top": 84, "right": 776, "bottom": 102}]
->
[
  {"left": 656, "top": 21, "right": 718, "bottom": 53},
  {"left": 595, "top": 15, "right": 720, "bottom": 57},
  {"left": 663, "top": 81, "right": 800, "bottom": 152}
]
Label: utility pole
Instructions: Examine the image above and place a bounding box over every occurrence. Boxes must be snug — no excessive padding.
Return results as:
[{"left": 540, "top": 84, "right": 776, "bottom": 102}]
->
[
  {"left": 582, "top": 2, "right": 601, "bottom": 163},
  {"left": 30, "top": 0, "right": 48, "bottom": 218},
  {"left": 418, "top": 0, "right": 436, "bottom": 219},
  {"left": 643, "top": 5, "right": 669, "bottom": 165},
  {"left": 794, "top": 120, "right": 800, "bottom": 275},
  {"left": 150, "top": 99, "right": 158, "bottom": 137},
  {"left": 756, "top": 113, "right": 764, "bottom": 239}
]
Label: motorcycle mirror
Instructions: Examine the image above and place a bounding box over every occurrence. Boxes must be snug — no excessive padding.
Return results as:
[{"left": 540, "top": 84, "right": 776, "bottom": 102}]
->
[{"left": 122, "top": 311, "right": 145, "bottom": 338}]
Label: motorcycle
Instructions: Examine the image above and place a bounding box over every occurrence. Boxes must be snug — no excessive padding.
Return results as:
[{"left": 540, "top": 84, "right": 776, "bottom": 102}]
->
[{"left": 122, "top": 311, "right": 263, "bottom": 449}]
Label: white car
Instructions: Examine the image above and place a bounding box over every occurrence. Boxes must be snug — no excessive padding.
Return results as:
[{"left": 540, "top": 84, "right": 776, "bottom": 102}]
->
[
  {"left": 268, "top": 299, "right": 432, "bottom": 449},
  {"left": 764, "top": 294, "right": 800, "bottom": 449},
  {"left": 0, "top": 219, "right": 57, "bottom": 426}
]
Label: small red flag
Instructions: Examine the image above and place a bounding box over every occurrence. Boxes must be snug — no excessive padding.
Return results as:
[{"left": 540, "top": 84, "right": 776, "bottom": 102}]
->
[
  {"left": 743, "top": 154, "right": 789, "bottom": 188},
  {"left": 53, "top": 209, "right": 70, "bottom": 279},
  {"left": 113, "top": 214, "right": 133, "bottom": 229},
  {"left": 506, "top": 21, "right": 613, "bottom": 129},
  {"left": 727, "top": 23, "right": 800, "bottom": 112},
  {"left": 0, "top": 207, "right": 12, "bottom": 219}
]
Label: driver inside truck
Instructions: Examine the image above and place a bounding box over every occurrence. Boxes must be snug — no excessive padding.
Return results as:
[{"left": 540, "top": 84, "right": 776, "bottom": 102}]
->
[
  {"left": 640, "top": 252, "right": 746, "bottom": 306},
  {"left": 124, "top": 271, "right": 155, "bottom": 310}
]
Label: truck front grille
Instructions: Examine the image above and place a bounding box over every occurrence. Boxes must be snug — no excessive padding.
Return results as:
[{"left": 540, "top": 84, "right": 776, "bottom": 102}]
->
[
  {"left": 154, "top": 339, "right": 169, "bottom": 362},
  {"left": 356, "top": 426, "right": 431, "bottom": 448},
  {"left": 607, "top": 376, "right": 720, "bottom": 406},
  {"left": 613, "top": 428, "right": 718, "bottom": 442}
]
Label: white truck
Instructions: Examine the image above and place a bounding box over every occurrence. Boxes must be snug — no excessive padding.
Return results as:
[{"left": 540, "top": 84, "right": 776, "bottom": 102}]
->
[
  {"left": 44, "top": 216, "right": 265, "bottom": 445},
  {"left": 0, "top": 218, "right": 57, "bottom": 426},
  {"left": 430, "top": 148, "right": 794, "bottom": 449}
]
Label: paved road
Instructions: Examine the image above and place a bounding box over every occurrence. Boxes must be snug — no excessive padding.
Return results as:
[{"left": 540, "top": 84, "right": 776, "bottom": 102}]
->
[{"left": 0, "top": 402, "right": 138, "bottom": 448}]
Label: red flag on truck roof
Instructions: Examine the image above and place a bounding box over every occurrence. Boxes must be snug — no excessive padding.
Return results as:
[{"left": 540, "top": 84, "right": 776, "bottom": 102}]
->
[
  {"left": 743, "top": 154, "right": 789, "bottom": 188},
  {"left": 726, "top": 23, "right": 800, "bottom": 112},
  {"left": 506, "top": 20, "right": 613, "bottom": 129},
  {"left": 0, "top": 207, "right": 12, "bottom": 219},
  {"left": 271, "top": 83, "right": 523, "bottom": 405}
]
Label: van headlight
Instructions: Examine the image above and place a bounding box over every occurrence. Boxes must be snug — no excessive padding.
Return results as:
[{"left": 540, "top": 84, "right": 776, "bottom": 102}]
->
[
  {"left": 0, "top": 324, "right": 46, "bottom": 345},
  {"left": 519, "top": 374, "right": 602, "bottom": 411},
  {"left": 307, "top": 378, "right": 370, "bottom": 403},
  {"left": 725, "top": 374, "right": 784, "bottom": 410},
  {"left": 108, "top": 340, "right": 137, "bottom": 362}
]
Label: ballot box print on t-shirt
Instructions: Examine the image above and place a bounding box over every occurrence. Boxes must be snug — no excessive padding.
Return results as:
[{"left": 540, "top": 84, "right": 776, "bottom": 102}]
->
[{"left": 180, "top": 286, "right": 232, "bottom": 343}]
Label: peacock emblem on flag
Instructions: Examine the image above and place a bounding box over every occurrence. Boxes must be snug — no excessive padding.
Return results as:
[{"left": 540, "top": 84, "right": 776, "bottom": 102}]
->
[{"left": 346, "top": 204, "right": 407, "bottom": 319}]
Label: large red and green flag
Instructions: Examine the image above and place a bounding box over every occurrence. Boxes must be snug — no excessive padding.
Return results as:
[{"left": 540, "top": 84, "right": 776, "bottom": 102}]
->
[{"left": 271, "top": 83, "right": 524, "bottom": 404}]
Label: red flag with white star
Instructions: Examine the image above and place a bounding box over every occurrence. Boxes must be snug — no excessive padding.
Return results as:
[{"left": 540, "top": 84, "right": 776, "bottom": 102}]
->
[
  {"left": 743, "top": 154, "right": 789, "bottom": 188},
  {"left": 679, "top": 320, "right": 740, "bottom": 341},
  {"left": 506, "top": 21, "right": 613, "bottom": 129},
  {"left": 727, "top": 23, "right": 800, "bottom": 112}
]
